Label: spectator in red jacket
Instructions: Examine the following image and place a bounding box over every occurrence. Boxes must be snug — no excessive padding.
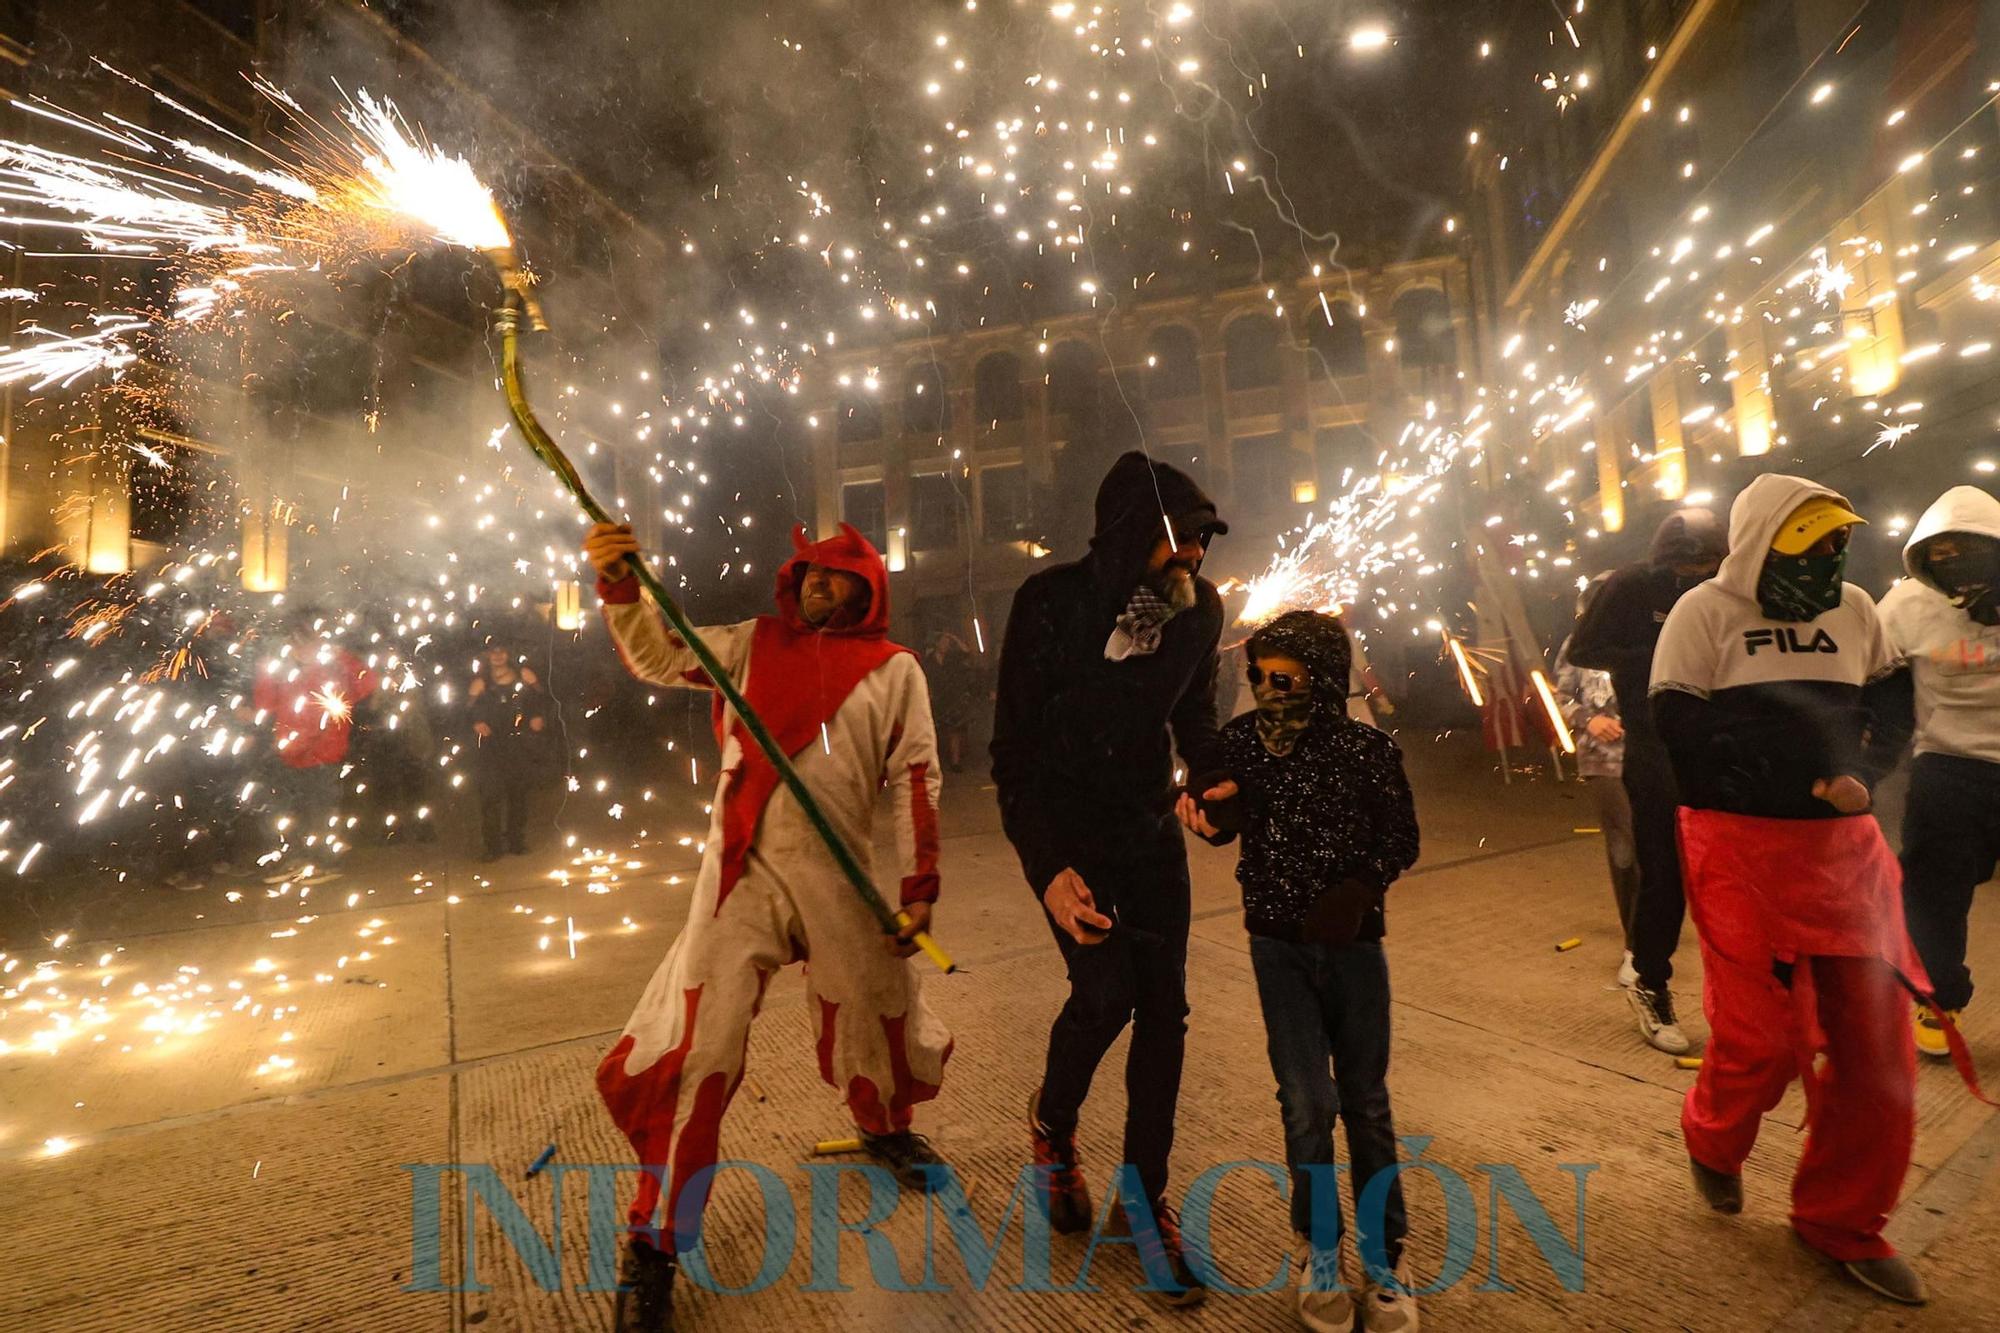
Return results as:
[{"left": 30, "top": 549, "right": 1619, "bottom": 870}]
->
[{"left": 247, "top": 618, "right": 374, "bottom": 881}]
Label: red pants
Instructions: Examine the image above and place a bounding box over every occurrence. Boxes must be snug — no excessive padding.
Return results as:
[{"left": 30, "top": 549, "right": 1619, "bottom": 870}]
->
[
  {"left": 1683, "top": 949, "right": 1913, "bottom": 1259},
  {"left": 1678, "top": 809, "right": 1919, "bottom": 1262}
]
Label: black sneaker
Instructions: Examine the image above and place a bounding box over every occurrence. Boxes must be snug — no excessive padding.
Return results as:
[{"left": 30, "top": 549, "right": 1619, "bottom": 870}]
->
[
  {"left": 1129, "top": 1199, "right": 1208, "bottom": 1308},
  {"left": 859, "top": 1128, "right": 948, "bottom": 1192},
  {"left": 613, "top": 1240, "right": 675, "bottom": 1332},
  {"left": 1689, "top": 1155, "right": 1743, "bottom": 1214}
]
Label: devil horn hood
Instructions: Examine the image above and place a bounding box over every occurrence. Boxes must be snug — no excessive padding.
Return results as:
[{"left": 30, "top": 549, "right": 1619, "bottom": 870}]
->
[{"left": 773, "top": 522, "right": 893, "bottom": 637}]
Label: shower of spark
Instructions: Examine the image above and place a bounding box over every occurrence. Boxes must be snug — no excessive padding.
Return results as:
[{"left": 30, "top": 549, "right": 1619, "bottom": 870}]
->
[
  {"left": 1236, "top": 412, "right": 1490, "bottom": 624},
  {"left": 0, "top": 318, "right": 145, "bottom": 390},
  {"left": 333, "top": 89, "right": 513, "bottom": 254}
]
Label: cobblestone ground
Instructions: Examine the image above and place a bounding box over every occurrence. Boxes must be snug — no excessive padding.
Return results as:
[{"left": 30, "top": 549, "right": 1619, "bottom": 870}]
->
[{"left": 3, "top": 736, "right": 1995, "bottom": 1332}]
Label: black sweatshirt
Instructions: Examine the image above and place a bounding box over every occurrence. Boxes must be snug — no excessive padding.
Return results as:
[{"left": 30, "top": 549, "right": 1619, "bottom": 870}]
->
[
  {"left": 1201, "top": 610, "right": 1418, "bottom": 942},
  {"left": 991, "top": 453, "right": 1225, "bottom": 898},
  {"left": 1566, "top": 563, "right": 1681, "bottom": 745},
  {"left": 1568, "top": 509, "right": 1725, "bottom": 746},
  {"left": 1213, "top": 712, "right": 1420, "bottom": 942}
]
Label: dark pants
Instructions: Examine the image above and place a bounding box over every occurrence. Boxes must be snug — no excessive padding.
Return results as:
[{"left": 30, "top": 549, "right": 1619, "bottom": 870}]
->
[
  {"left": 1624, "top": 737, "right": 1687, "bottom": 993},
  {"left": 374, "top": 748, "right": 435, "bottom": 840},
  {"left": 476, "top": 756, "right": 532, "bottom": 855},
  {"left": 1249, "top": 935, "right": 1406, "bottom": 1273},
  {"left": 1586, "top": 774, "right": 1642, "bottom": 948},
  {"left": 1035, "top": 851, "right": 1191, "bottom": 1206},
  {"left": 1900, "top": 752, "right": 2000, "bottom": 1011},
  {"left": 275, "top": 762, "right": 342, "bottom": 839}
]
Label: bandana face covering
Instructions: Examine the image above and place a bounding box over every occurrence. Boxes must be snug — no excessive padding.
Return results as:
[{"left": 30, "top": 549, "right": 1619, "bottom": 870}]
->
[
  {"left": 1105, "top": 583, "right": 1182, "bottom": 660},
  {"left": 1252, "top": 676, "right": 1315, "bottom": 756},
  {"left": 1929, "top": 550, "right": 2000, "bottom": 626},
  {"left": 1757, "top": 549, "right": 1847, "bottom": 622}
]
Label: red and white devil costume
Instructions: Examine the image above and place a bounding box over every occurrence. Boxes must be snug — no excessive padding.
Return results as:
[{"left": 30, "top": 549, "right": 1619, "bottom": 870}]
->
[{"left": 594, "top": 523, "right": 951, "bottom": 1252}]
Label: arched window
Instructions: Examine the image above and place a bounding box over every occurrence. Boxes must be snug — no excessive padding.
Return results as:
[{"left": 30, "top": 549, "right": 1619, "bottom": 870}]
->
[
  {"left": 1224, "top": 314, "right": 1282, "bottom": 390},
  {"left": 1307, "top": 301, "right": 1368, "bottom": 378},
  {"left": 973, "top": 351, "right": 1023, "bottom": 422},
  {"left": 1392, "top": 288, "right": 1455, "bottom": 369},
  {"left": 903, "top": 363, "right": 949, "bottom": 435},
  {"left": 1145, "top": 325, "right": 1202, "bottom": 400},
  {"left": 836, "top": 395, "right": 882, "bottom": 443},
  {"left": 1047, "top": 340, "right": 1099, "bottom": 419}
]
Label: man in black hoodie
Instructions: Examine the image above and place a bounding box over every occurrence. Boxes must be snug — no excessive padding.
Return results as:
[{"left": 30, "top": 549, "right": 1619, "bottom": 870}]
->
[
  {"left": 1568, "top": 508, "right": 1725, "bottom": 1054},
  {"left": 992, "top": 450, "right": 1226, "bottom": 1305}
]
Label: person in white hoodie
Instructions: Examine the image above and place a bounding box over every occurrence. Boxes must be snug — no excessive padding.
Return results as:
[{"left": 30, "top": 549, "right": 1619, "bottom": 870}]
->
[
  {"left": 1878, "top": 485, "right": 2000, "bottom": 1058},
  {"left": 1648, "top": 474, "right": 1927, "bottom": 1305}
]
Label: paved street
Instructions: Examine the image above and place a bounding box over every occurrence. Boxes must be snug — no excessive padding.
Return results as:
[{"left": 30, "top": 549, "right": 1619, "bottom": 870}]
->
[{"left": 3, "top": 734, "right": 1997, "bottom": 1332}]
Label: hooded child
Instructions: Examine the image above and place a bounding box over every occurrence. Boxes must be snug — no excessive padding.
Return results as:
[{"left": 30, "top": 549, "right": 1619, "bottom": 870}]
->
[{"left": 1193, "top": 609, "right": 1422, "bottom": 1333}]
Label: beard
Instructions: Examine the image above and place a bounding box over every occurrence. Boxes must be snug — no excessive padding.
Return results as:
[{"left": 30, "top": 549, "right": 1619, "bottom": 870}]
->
[{"left": 1150, "top": 563, "right": 1198, "bottom": 612}]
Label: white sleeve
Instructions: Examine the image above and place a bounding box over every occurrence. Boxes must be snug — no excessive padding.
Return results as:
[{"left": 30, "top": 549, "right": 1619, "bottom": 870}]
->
[
  {"left": 1874, "top": 581, "right": 1917, "bottom": 661},
  {"left": 1649, "top": 594, "right": 1720, "bottom": 699},
  {"left": 1847, "top": 585, "right": 1901, "bottom": 681},
  {"left": 881, "top": 654, "right": 944, "bottom": 907},
  {"left": 602, "top": 600, "right": 754, "bottom": 691}
]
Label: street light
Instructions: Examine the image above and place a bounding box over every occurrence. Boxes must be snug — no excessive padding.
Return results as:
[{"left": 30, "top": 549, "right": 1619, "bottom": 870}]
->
[{"left": 1350, "top": 26, "right": 1390, "bottom": 53}]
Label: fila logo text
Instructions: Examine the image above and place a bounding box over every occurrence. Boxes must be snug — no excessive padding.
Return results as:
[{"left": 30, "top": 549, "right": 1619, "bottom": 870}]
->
[{"left": 1743, "top": 627, "right": 1838, "bottom": 655}]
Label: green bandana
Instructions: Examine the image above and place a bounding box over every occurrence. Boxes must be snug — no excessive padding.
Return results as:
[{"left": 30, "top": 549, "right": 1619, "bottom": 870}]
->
[
  {"left": 1757, "top": 549, "right": 1847, "bottom": 622},
  {"left": 1252, "top": 679, "right": 1315, "bottom": 756}
]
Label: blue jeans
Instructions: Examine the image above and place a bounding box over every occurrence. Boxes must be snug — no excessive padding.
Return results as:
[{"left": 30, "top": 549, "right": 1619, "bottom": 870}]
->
[{"left": 1248, "top": 934, "right": 1406, "bottom": 1272}]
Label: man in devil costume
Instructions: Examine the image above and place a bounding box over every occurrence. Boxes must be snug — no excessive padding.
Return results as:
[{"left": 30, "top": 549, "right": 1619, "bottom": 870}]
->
[{"left": 584, "top": 519, "right": 952, "bottom": 1332}]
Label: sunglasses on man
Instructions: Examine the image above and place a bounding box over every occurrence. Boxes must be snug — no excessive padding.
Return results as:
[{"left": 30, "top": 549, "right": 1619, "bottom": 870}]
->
[{"left": 1246, "top": 664, "right": 1306, "bottom": 693}]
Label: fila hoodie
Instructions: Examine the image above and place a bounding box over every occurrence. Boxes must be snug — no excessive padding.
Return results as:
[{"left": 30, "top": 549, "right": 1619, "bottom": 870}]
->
[
  {"left": 1649, "top": 474, "right": 1906, "bottom": 820},
  {"left": 1878, "top": 485, "right": 2000, "bottom": 765}
]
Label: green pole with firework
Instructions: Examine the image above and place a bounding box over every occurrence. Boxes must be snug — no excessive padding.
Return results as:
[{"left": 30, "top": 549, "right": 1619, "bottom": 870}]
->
[{"left": 487, "top": 268, "right": 956, "bottom": 976}]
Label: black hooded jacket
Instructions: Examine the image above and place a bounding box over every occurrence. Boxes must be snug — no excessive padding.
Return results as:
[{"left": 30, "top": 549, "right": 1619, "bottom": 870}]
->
[
  {"left": 1567, "top": 508, "right": 1725, "bottom": 744},
  {"left": 991, "top": 452, "right": 1227, "bottom": 897},
  {"left": 1209, "top": 612, "right": 1419, "bottom": 943}
]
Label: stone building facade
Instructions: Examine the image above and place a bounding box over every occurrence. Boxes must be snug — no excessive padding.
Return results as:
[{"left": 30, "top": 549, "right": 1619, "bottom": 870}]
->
[{"left": 802, "top": 256, "right": 1478, "bottom": 648}]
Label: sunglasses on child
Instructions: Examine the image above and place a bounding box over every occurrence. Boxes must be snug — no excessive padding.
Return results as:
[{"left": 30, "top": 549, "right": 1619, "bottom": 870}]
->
[{"left": 1246, "top": 664, "right": 1306, "bottom": 693}]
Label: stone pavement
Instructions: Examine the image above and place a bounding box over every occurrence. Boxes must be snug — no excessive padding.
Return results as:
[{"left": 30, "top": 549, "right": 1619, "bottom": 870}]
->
[{"left": 3, "top": 735, "right": 1996, "bottom": 1332}]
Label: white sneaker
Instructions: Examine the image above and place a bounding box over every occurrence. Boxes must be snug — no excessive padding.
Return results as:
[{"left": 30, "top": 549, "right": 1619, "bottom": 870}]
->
[
  {"left": 1627, "top": 984, "right": 1691, "bottom": 1055},
  {"left": 1616, "top": 950, "right": 1637, "bottom": 990},
  {"left": 1291, "top": 1235, "right": 1354, "bottom": 1333},
  {"left": 1360, "top": 1257, "right": 1420, "bottom": 1331}
]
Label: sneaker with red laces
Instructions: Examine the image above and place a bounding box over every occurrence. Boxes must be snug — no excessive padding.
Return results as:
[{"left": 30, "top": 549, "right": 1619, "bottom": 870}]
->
[
  {"left": 1126, "top": 1198, "right": 1208, "bottom": 1308},
  {"left": 1028, "top": 1087, "right": 1092, "bottom": 1234}
]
